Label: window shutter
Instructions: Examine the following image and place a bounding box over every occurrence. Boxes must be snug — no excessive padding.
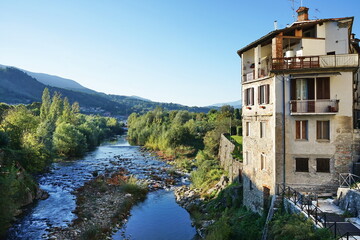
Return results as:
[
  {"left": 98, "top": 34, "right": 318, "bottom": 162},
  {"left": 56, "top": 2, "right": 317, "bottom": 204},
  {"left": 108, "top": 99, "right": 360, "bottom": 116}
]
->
[
  {"left": 244, "top": 89, "right": 249, "bottom": 106},
  {"left": 317, "top": 121, "right": 321, "bottom": 139},
  {"left": 250, "top": 88, "right": 254, "bottom": 105},
  {"left": 265, "top": 84, "right": 270, "bottom": 104},
  {"left": 302, "top": 121, "right": 307, "bottom": 139},
  {"left": 295, "top": 121, "right": 300, "bottom": 139},
  {"left": 258, "top": 86, "right": 261, "bottom": 104}
]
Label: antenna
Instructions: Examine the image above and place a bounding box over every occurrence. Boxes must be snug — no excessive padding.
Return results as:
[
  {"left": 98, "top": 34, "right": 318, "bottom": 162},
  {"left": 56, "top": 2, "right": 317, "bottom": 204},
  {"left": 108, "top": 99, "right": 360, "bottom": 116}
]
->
[{"left": 288, "top": 0, "right": 299, "bottom": 21}]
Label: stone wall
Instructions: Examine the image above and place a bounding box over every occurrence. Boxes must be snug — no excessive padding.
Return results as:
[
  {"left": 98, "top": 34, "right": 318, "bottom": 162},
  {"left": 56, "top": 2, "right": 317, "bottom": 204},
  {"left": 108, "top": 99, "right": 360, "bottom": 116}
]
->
[
  {"left": 218, "top": 134, "right": 243, "bottom": 182},
  {"left": 337, "top": 188, "right": 360, "bottom": 217}
]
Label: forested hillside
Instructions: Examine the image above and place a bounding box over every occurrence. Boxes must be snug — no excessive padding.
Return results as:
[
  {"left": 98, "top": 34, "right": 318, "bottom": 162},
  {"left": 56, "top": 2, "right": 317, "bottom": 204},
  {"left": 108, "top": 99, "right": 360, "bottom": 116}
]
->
[{"left": 0, "top": 67, "right": 214, "bottom": 116}]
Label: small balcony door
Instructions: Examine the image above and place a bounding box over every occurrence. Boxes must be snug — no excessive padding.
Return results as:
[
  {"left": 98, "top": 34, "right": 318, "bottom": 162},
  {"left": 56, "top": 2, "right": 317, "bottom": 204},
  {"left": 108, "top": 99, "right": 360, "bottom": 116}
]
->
[{"left": 291, "top": 78, "right": 315, "bottom": 112}]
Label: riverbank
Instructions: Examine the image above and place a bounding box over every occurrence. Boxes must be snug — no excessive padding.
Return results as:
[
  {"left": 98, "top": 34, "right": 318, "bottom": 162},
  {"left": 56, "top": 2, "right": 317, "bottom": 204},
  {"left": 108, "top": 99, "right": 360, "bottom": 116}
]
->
[{"left": 48, "top": 168, "right": 147, "bottom": 240}]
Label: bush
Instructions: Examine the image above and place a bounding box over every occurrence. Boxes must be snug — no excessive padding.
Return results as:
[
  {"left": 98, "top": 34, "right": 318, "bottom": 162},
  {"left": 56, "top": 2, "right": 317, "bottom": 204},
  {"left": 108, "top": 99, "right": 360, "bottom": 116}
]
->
[{"left": 269, "top": 213, "right": 334, "bottom": 240}]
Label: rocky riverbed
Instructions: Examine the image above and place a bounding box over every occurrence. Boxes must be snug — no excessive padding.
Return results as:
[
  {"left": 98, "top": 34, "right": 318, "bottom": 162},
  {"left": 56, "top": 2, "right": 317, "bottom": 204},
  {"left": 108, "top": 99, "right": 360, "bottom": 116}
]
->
[{"left": 48, "top": 168, "right": 147, "bottom": 240}]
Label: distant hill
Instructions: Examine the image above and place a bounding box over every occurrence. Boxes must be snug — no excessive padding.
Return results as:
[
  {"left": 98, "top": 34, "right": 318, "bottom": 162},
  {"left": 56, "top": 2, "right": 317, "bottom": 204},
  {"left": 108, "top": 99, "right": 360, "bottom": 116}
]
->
[
  {"left": 0, "top": 66, "right": 213, "bottom": 116},
  {"left": 0, "top": 64, "right": 97, "bottom": 94},
  {"left": 209, "top": 100, "right": 242, "bottom": 109}
]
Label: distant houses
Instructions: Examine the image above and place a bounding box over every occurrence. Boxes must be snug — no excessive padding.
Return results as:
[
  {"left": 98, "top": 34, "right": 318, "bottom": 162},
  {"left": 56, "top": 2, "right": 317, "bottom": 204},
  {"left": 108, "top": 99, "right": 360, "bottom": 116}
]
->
[{"left": 238, "top": 6, "right": 360, "bottom": 213}]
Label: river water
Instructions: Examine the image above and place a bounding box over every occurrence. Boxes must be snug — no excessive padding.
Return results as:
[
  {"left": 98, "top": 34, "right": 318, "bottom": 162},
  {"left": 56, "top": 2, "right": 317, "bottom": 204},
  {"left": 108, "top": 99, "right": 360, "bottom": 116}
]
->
[{"left": 7, "top": 135, "right": 196, "bottom": 240}]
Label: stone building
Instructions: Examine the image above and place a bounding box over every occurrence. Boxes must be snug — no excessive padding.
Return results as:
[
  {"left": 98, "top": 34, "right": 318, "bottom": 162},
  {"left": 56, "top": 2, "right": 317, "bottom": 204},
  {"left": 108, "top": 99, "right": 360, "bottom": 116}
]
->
[{"left": 237, "top": 6, "right": 360, "bottom": 213}]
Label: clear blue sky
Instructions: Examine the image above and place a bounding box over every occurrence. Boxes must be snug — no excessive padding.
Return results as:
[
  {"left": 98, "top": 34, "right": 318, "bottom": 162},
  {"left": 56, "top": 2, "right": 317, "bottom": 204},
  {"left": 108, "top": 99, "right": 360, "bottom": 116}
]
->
[{"left": 1, "top": 0, "right": 359, "bottom": 106}]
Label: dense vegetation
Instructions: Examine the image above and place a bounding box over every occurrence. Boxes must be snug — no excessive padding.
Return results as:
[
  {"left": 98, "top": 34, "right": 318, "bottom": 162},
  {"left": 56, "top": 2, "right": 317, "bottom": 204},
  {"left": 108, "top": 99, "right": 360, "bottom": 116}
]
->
[
  {"left": 0, "top": 67, "right": 214, "bottom": 116},
  {"left": 127, "top": 107, "right": 266, "bottom": 239},
  {"left": 127, "top": 106, "right": 241, "bottom": 192},
  {"left": 0, "top": 89, "right": 123, "bottom": 237},
  {"left": 269, "top": 212, "right": 335, "bottom": 240}
]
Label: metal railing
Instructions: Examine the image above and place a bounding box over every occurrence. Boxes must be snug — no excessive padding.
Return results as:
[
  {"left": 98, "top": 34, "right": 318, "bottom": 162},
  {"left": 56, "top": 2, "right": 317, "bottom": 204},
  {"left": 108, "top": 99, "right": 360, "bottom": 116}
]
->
[
  {"left": 277, "top": 184, "right": 359, "bottom": 239},
  {"left": 339, "top": 173, "right": 360, "bottom": 190},
  {"left": 271, "top": 54, "right": 359, "bottom": 70},
  {"left": 290, "top": 99, "right": 339, "bottom": 114}
]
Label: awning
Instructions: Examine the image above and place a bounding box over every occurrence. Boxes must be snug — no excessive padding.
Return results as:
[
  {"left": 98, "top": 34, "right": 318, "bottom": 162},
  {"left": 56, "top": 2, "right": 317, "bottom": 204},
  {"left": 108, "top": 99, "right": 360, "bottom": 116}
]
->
[{"left": 289, "top": 72, "right": 342, "bottom": 79}]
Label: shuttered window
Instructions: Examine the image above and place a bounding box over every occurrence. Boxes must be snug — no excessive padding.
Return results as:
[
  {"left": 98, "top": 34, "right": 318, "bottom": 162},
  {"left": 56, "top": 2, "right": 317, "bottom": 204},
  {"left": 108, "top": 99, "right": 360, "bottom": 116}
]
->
[
  {"left": 316, "top": 158, "right": 330, "bottom": 172},
  {"left": 244, "top": 88, "right": 255, "bottom": 106},
  {"left": 317, "top": 120, "right": 330, "bottom": 140},
  {"left": 295, "top": 120, "right": 308, "bottom": 140},
  {"left": 316, "top": 78, "right": 330, "bottom": 99},
  {"left": 295, "top": 158, "right": 309, "bottom": 172},
  {"left": 260, "top": 122, "right": 266, "bottom": 138},
  {"left": 258, "top": 84, "right": 270, "bottom": 104}
]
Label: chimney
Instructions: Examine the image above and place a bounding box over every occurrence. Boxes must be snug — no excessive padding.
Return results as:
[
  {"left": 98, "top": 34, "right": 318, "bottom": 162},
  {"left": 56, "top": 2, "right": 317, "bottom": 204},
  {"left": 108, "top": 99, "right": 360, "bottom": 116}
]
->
[{"left": 296, "top": 6, "right": 309, "bottom": 22}]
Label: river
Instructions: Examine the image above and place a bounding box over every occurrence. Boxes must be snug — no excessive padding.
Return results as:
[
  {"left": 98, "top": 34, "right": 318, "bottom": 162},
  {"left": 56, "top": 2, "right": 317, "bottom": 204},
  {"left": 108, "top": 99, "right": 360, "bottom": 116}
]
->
[{"left": 7, "top": 135, "right": 196, "bottom": 240}]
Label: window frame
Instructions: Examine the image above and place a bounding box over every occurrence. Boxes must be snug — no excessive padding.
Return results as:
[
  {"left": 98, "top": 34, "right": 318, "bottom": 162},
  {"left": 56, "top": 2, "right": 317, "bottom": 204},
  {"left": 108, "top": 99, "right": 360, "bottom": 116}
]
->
[
  {"left": 245, "top": 122, "right": 250, "bottom": 136},
  {"left": 244, "top": 88, "right": 254, "bottom": 106},
  {"left": 260, "top": 121, "right": 266, "bottom": 138},
  {"left": 316, "top": 120, "right": 330, "bottom": 140},
  {"left": 295, "top": 158, "right": 309, "bottom": 172},
  {"left": 316, "top": 158, "right": 330, "bottom": 173},
  {"left": 295, "top": 120, "right": 308, "bottom": 140},
  {"left": 258, "top": 84, "right": 270, "bottom": 105}
]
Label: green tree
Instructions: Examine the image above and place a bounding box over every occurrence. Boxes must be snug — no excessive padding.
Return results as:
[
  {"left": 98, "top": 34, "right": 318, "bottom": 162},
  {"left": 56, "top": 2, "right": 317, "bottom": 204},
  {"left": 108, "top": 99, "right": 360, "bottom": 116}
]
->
[
  {"left": 53, "top": 122, "right": 87, "bottom": 157},
  {"left": 40, "top": 88, "right": 51, "bottom": 120}
]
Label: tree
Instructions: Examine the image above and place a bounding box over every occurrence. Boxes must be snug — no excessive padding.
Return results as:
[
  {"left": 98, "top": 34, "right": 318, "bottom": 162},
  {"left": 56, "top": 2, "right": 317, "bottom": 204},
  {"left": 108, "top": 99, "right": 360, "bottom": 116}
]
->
[
  {"left": 40, "top": 88, "right": 51, "bottom": 120},
  {"left": 53, "top": 122, "right": 87, "bottom": 157},
  {"left": 49, "top": 92, "right": 63, "bottom": 123}
]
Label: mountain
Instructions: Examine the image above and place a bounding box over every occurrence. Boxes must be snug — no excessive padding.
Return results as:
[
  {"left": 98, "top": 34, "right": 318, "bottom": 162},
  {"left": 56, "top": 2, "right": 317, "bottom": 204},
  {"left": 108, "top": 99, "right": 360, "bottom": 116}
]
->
[
  {"left": 209, "top": 100, "right": 242, "bottom": 109},
  {"left": 0, "top": 64, "right": 97, "bottom": 94},
  {"left": 0, "top": 66, "right": 213, "bottom": 115}
]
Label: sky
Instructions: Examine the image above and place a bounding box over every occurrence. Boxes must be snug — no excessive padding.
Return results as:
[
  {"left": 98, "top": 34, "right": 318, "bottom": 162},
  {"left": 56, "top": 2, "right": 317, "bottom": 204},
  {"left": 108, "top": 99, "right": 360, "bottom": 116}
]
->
[{"left": 1, "top": 0, "right": 360, "bottom": 107}]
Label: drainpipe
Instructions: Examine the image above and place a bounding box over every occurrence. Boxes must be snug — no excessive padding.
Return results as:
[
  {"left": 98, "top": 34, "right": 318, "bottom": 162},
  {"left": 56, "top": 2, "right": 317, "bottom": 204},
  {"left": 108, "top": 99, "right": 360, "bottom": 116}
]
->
[{"left": 282, "top": 75, "right": 286, "bottom": 190}]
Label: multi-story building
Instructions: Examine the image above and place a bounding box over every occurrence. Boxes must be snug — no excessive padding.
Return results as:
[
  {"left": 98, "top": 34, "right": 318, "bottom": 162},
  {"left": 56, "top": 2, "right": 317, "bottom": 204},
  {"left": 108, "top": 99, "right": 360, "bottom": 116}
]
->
[{"left": 237, "top": 6, "right": 360, "bottom": 213}]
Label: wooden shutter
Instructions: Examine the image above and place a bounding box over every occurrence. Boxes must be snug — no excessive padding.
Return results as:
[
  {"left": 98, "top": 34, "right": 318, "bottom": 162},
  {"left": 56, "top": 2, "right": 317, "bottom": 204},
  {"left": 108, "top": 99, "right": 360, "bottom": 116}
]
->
[
  {"left": 250, "top": 88, "right": 254, "bottom": 105},
  {"left": 317, "top": 77, "right": 330, "bottom": 99},
  {"left": 308, "top": 78, "right": 315, "bottom": 100},
  {"left": 296, "top": 121, "right": 300, "bottom": 139},
  {"left": 265, "top": 84, "right": 270, "bottom": 104},
  {"left": 302, "top": 121, "right": 307, "bottom": 139},
  {"left": 244, "top": 89, "right": 248, "bottom": 106},
  {"left": 258, "top": 86, "right": 261, "bottom": 104},
  {"left": 291, "top": 79, "right": 297, "bottom": 100},
  {"left": 317, "top": 121, "right": 321, "bottom": 139}
]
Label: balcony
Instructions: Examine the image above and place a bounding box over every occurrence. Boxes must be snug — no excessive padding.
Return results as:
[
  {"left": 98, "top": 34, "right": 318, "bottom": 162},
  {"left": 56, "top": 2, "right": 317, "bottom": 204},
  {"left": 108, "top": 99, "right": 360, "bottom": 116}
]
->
[
  {"left": 290, "top": 99, "right": 339, "bottom": 115},
  {"left": 271, "top": 54, "right": 359, "bottom": 71}
]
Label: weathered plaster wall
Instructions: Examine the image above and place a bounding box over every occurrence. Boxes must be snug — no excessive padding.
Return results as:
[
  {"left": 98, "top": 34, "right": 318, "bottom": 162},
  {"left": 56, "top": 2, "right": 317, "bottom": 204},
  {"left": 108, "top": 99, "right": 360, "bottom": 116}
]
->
[{"left": 325, "top": 21, "right": 349, "bottom": 54}]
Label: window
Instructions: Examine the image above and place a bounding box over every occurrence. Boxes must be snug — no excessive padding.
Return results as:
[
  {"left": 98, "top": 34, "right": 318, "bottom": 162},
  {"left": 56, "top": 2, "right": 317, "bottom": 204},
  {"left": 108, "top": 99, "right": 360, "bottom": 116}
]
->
[
  {"left": 316, "top": 78, "right": 330, "bottom": 100},
  {"left": 260, "top": 153, "right": 266, "bottom": 170},
  {"left": 295, "top": 120, "right": 308, "bottom": 140},
  {"left": 295, "top": 158, "right": 309, "bottom": 172},
  {"left": 245, "top": 151, "right": 248, "bottom": 165},
  {"left": 317, "top": 158, "right": 330, "bottom": 172},
  {"left": 245, "top": 122, "right": 250, "bottom": 136},
  {"left": 317, "top": 121, "right": 330, "bottom": 140},
  {"left": 249, "top": 180, "right": 253, "bottom": 190},
  {"left": 260, "top": 122, "right": 266, "bottom": 138},
  {"left": 258, "top": 84, "right": 270, "bottom": 104},
  {"left": 244, "top": 88, "right": 254, "bottom": 106}
]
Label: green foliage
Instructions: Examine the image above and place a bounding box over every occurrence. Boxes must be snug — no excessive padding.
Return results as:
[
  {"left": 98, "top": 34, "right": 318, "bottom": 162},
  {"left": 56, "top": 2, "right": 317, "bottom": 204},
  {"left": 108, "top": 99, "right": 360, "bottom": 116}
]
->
[
  {"left": 0, "top": 91, "right": 123, "bottom": 235},
  {"left": 53, "top": 122, "right": 87, "bottom": 157},
  {"left": 269, "top": 213, "right": 334, "bottom": 240}
]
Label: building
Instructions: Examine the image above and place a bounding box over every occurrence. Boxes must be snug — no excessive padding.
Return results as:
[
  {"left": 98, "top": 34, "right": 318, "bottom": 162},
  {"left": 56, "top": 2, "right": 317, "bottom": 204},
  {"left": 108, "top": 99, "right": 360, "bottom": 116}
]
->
[{"left": 237, "top": 7, "right": 360, "bottom": 213}]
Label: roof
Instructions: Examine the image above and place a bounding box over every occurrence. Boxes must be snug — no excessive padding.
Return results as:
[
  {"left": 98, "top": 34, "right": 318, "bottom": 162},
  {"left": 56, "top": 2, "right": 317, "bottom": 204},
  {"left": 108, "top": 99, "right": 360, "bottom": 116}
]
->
[{"left": 237, "top": 17, "right": 354, "bottom": 57}]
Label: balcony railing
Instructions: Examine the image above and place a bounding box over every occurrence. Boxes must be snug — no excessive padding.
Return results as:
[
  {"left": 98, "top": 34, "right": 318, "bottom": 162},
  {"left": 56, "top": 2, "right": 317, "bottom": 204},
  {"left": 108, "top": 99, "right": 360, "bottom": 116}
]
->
[
  {"left": 290, "top": 99, "right": 339, "bottom": 114},
  {"left": 271, "top": 54, "right": 359, "bottom": 71}
]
